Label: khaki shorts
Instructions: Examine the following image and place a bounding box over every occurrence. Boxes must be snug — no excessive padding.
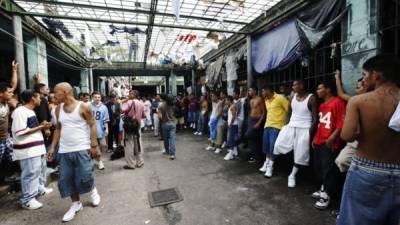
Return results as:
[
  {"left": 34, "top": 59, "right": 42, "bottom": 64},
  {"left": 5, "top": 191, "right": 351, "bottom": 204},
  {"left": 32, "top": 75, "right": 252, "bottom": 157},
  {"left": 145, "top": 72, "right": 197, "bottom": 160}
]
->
[
  {"left": 335, "top": 141, "right": 357, "bottom": 172},
  {"left": 216, "top": 123, "right": 227, "bottom": 146}
]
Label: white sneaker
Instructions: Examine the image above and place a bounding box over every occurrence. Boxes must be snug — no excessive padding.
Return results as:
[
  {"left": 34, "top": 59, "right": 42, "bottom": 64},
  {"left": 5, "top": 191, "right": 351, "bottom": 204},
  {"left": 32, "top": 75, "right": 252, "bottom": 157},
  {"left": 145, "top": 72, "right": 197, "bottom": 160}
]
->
[
  {"left": 90, "top": 188, "right": 101, "bottom": 207},
  {"left": 314, "top": 192, "right": 330, "bottom": 210},
  {"left": 312, "top": 190, "right": 323, "bottom": 199},
  {"left": 193, "top": 132, "right": 198, "bottom": 135},
  {"left": 62, "top": 202, "right": 83, "bottom": 222},
  {"left": 205, "top": 146, "right": 215, "bottom": 151},
  {"left": 288, "top": 176, "right": 296, "bottom": 188},
  {"left": 264, "top": 165, "right": 273, "bottom": 178},
  {"left": 98, "top": 161, "right": 105, "bottom": 170},
  {"left": 221, "top": 142, "right": 226, "bottom": 149},
  {"left": 259, "top": 161, "right": 268, "bottom": 173},
  {"left": 21, "top": 198, "right": 43, "bottom": 210},
  {"left": 232, "top": 147, "right": 238, "bottom": 156},
  {"left": 39, "top": 187, "right": 53, "bottom": 196},
  {"left": 197, "top": 132, "right": 202, "bottom": 136},
  {"left": 224, "top": 150, "right": 234, "bottom": 160},
  {"left": 214, "top": 148, "right": 222, "bottom": 154}
]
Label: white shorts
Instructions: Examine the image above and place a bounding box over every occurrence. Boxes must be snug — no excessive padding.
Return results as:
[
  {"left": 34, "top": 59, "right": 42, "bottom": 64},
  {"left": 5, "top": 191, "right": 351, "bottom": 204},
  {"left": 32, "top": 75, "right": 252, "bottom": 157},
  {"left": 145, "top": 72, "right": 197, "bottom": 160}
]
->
[{"left": 274, "top": 126, "right": 310, "bottom": 166}]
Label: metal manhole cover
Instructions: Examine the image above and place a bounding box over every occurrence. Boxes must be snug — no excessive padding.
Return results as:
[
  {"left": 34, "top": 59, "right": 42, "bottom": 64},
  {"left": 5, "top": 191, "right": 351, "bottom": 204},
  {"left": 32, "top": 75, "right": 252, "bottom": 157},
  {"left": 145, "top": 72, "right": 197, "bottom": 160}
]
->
[
  {"left": 148, "top": 188, "right": 183, "bottom": 207},
  {"left": 146, "top": 146, "right": 161, "bottom": 152}
]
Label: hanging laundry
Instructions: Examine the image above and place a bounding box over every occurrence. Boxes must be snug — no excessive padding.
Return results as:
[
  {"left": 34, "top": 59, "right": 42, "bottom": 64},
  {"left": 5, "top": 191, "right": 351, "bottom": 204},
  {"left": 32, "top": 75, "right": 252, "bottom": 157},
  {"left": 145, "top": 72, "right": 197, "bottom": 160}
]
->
[
  {"left": 42, "top": 18, "right": 73, "bottom": 39},
  {"left": 202, "top": 0, "right": 245, "bottom": 13},
  {"left": 177, "top": 34, "right": 197, "bottom": 44},
  {"left": 109, "top": 25, "right": 145, "bottom": 35},
  {"left": 101, "top": 40, "right": 120, "bottom": 47},
  {"left": 172, "top": 0, "right": 181, "bottom": 21}
]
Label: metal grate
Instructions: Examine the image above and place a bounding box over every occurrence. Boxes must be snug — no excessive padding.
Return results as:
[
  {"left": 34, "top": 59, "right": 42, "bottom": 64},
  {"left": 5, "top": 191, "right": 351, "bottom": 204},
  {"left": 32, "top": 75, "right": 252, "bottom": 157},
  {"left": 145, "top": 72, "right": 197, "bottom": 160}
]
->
[
  {"left": 381, "top": 0, "right": 400, "bottom": 57},
  {"left": 148, "top": 188, "right": 183, "bottom": 207}
]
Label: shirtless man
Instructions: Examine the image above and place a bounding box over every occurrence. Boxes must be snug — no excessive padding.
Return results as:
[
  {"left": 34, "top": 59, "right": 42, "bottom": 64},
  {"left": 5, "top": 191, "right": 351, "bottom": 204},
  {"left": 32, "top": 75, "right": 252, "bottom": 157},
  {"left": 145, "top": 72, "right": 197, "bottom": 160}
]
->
[
  {"left": 48, "top": 83, "right": 101, "bottom": 222},
  {"left": 245, "top": 87, "right": 265, "bottom": 163},
  {"left": 337, "top": 55, "right": 400, "bottom": 225}
]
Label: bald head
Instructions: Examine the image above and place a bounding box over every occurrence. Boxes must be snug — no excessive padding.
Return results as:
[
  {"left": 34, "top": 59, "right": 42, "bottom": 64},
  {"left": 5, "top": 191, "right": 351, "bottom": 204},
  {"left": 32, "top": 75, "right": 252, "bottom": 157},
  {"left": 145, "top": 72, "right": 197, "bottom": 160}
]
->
[
  {"left": 54, "top": 82, "right": 74, "bottom": 103},
  {"left": 54, "top": 82, "right": 73, "bottom": 94}
]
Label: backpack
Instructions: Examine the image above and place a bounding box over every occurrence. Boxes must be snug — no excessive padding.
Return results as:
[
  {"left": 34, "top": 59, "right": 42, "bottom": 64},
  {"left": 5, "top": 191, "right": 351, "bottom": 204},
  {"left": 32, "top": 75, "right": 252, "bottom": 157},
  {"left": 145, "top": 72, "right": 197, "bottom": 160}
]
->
[{"left": 123, "top": 101, "right": 140, "bottom": 135}]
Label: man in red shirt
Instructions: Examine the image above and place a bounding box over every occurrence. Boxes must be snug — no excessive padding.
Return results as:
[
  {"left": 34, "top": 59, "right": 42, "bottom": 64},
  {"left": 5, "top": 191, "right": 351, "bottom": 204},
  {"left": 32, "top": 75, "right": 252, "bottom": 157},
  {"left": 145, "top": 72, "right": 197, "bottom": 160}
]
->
[{"left": 312, "top": 80, "right": 346, "bottom": 210}]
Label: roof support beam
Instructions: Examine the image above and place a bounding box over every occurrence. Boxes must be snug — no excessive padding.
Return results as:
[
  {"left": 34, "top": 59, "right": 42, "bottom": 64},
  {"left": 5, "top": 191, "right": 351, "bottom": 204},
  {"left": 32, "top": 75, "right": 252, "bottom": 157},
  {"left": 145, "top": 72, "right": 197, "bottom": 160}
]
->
[
  {"left": 143, "top": 0, "right": 158, "bottom": 65},
  {"left": 11, "top": 11, "right": 247, "bottom": 34},
  {"left": 14, "top": 0, "right": 247, "bottom": 26}
]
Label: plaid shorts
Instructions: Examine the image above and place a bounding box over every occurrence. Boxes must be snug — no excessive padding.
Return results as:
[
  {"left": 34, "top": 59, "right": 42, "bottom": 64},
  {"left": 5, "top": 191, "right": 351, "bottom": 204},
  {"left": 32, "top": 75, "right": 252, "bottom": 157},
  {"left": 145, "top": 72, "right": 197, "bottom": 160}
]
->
[{"left": 0, "top": 136, "right": 13, "bottom": 164}]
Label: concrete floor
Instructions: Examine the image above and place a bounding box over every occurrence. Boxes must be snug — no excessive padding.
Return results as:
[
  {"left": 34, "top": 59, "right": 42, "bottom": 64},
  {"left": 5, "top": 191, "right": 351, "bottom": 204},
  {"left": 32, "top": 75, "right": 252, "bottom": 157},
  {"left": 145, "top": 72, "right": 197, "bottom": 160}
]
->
[{"left": 0, "top": 131, "right": 336, "bottom": 225}]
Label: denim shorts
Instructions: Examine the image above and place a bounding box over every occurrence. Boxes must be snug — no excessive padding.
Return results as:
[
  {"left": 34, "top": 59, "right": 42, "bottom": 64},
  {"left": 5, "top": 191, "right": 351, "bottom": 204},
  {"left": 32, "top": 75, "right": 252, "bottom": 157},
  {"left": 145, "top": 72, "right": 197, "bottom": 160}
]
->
[
  {"left": 262, "top": 127, "right": 280, "bottom": 156},
  {"left": 227, "top": 125, "right": 239, "bottom": 148},
  {"left": 337, "top": 156, "right": 400, "bottom": 225},
  {"left": 58, "top": 150, "right": 94, "bottom": 198}
]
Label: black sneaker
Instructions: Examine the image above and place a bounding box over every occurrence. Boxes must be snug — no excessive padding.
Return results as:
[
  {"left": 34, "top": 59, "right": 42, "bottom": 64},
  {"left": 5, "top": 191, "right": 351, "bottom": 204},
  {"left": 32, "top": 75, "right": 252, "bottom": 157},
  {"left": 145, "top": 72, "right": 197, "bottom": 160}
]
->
[{"left": 314, "top": 196, "right": 330, "bottom": 210}]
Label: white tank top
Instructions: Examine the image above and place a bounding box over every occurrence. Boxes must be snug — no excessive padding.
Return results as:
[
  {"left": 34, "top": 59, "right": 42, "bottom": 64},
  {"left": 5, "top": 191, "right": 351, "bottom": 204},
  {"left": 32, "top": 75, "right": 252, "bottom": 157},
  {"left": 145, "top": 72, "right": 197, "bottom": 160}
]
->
[
  {"left": 228, "top": 107, "right": 238, "bottom": 126},
  {"left": 58, "top": 102, "right": 91, "bottom": 153},
  {"left": 288, "top": 93, "right": 312, "bottom": 128}
]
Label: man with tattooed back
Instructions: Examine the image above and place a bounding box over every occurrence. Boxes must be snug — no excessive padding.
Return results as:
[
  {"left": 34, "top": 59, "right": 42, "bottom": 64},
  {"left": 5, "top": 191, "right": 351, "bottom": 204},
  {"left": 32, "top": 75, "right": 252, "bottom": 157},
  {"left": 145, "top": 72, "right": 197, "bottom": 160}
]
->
[{"left": 337, "top": 55, "right": 400, "bottom": 225}]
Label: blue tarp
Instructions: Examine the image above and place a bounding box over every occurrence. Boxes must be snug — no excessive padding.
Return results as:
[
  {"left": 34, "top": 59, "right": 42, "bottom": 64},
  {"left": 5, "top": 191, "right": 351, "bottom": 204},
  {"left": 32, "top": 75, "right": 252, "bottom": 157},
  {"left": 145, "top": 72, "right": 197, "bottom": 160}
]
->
[{"left": 252, "top": 19, "right": 300, "bottom": 74}]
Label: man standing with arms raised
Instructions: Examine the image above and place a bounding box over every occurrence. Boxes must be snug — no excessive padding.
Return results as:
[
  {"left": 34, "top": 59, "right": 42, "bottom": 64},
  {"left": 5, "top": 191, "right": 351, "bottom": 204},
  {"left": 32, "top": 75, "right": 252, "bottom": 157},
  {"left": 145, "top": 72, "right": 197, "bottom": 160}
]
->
[
  {"left": 338, "top": 55, "right": 400, "bottom": 225},
  {"left": 48, "top": 83, "right": 101, "bottom": 222}
]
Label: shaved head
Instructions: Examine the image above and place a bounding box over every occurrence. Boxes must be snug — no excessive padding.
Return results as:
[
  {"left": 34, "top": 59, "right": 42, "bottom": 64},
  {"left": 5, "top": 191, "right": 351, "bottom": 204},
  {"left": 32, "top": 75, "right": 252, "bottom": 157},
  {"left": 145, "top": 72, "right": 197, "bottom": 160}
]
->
[
  {"left": 54, "top": 82, "right": 73, "bottom": 95},
  {"left": 54, "top": 82, "right": 74, "bottom": 103}
]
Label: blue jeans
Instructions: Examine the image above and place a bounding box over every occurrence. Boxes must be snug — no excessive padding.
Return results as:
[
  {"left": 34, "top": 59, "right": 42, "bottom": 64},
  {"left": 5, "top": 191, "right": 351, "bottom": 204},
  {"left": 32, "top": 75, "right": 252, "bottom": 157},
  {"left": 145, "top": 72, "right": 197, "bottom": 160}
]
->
[
  {"left": 337, "top": 156, "right": 400, "bottom": 225},
  {"left": 0, "top": 136, "right": 13, "bottom": 164},
  {"left": 227, "top": 125, "right": 239, "bottom": 148},
  {"left": 162, "top": 121, "right": 176, "bottom": 156},
  {"left": 188, "top": 111, "right": 196, "bottom": 123},
  {"left": 58, "top": 150, "right": 94, "bottom": 198},
  {"left": 196, "top": 113, "right": 205, "bottom": 133},
  {"left": 209, "top": 118, "right": 218, "bottom": 141},
  {"left": 262, "top": 127, "right": 280, "bottom": 156},
  {"left": 20, "top": 155, "right": 47, "bottom": 204}
]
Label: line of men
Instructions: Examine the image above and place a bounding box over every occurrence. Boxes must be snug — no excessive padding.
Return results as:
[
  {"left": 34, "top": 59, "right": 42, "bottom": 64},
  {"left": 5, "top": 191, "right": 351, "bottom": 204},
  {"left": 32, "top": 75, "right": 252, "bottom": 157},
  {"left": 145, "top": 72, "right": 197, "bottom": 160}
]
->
[{"left": 204, "top": 55, "right": 400, "bottom": 225}]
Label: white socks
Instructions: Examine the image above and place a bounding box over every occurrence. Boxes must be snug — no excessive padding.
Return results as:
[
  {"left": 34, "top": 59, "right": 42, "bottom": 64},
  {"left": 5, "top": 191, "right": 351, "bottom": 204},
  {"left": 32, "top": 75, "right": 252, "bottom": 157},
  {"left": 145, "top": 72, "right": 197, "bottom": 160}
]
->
[{"left": 289, "top": 166, "right": 299, "bottom": 177}]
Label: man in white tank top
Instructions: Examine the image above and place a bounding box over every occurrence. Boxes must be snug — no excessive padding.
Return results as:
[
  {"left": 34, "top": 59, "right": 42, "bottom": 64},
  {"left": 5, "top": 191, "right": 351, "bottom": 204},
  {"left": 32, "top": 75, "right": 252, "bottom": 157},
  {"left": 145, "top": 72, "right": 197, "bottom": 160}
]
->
[
  {"left": 272, "top": 80, "right": 318, "bottom": 187},
  {"left": 47, "top": 83, "right": 101, "bottom": 222}
]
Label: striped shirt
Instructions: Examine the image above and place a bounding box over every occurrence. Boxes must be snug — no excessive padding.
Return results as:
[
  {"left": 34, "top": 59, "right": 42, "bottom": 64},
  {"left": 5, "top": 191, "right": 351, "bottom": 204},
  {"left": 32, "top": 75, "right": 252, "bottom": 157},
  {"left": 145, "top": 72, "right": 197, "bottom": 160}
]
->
[{"left": 11, "top": 106, "right": 46, "bottom": 160}]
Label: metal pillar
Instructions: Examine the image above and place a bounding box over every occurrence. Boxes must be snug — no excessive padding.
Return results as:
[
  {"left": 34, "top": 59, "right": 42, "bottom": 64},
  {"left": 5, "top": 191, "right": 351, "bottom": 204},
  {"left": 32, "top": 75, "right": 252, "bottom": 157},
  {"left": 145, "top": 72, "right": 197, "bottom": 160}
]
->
[
  {"left": 13, "top": 15, "right": 26, "bottom": 93},
  {"left": 165, "top": 75, "right": 170, "bottom": 95},
  {"left": 26, "top": 36, "right": 48, "bottom": 88},
  {"left": 80, "top": 68, "right": 89, "bottom": 93},
  {"left": 246, "top": 35, "right": 253, "bottom": 89},
  {"left": 89, "top": 66, "right": 94, "bottom": 93},
  {"left": 191, "top": 69, "right": 196, "bottom": 96}
]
